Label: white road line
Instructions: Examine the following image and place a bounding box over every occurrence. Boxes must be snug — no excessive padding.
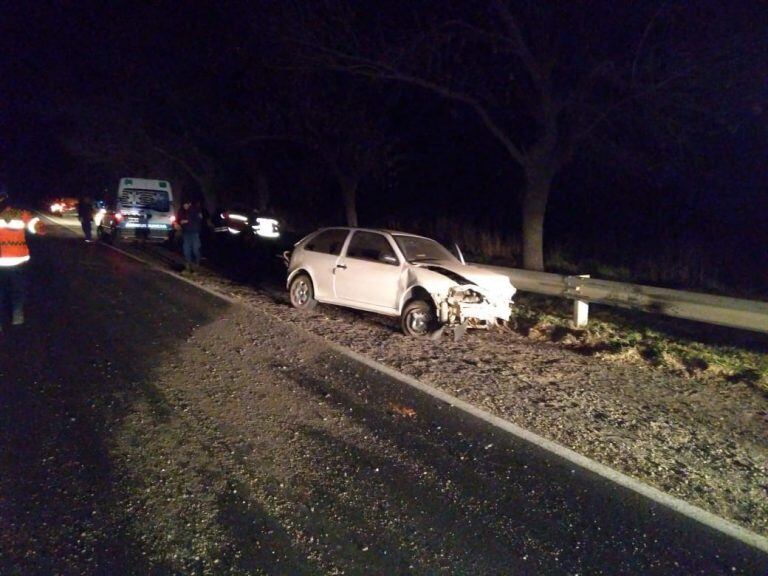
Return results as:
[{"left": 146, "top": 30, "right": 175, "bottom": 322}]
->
[
  {"left": 43, "top": 214, "right": 768, "bottom": 555},
  {"left": 41, "top": 213, "right": 81, "bottom": 229}
]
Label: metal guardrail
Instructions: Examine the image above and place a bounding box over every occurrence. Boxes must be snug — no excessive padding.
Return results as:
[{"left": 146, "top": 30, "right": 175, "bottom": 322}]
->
[{"left": 476, "top": 264, "right": 768, "bottom": 334}]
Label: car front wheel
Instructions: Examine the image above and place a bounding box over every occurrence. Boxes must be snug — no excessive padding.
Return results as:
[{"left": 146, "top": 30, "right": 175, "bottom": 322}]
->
[
  {"left": 289, "top": 273, "right": 317, "bottom": 311},
  {"left": 401, "top": 300, "right": 437, "bottom": 337}
]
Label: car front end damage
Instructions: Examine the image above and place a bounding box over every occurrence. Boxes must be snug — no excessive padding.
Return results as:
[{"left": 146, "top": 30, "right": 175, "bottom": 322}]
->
[
  {"left": 437, "top": 283, "right": 514, "bottom": 328},
  {"left": 410, "top": 263, "right": 516, "bottom": 331}
]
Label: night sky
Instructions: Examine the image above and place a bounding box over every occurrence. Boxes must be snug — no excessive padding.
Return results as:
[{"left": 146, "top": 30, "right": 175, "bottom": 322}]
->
[{"left": 1, "top": 1, "right": 766, "bottom": 291}]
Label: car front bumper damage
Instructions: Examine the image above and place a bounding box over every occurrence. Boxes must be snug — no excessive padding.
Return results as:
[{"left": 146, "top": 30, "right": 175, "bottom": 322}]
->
[{"left": 435, "top": 285, "right": 513, "bottom": 328}]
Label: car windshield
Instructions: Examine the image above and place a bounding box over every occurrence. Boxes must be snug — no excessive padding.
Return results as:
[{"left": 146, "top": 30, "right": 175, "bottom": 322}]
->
[
  {"left": 119, "top": 188, "right": 171, "bottom": 212},
  {"left": 393, "top": 234, "right": 457, "bottom": 263}
]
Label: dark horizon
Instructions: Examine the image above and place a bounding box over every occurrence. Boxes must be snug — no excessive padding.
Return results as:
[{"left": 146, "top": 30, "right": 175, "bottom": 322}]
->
[{"left": 2, "top": 1, "right": 766, "bottom": 292}]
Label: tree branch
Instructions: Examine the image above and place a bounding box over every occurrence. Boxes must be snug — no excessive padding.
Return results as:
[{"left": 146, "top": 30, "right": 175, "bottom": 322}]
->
[
  {"left": 575, "top": 70, "right": 689, "bottom": 141},
  {"left": 631, "top": 2, "right": 669, "bottom": 84},
  {"left": 302, "top": 42, "right": 527, "bottom": 164},
  {"left": 491, "top": 0, "right": 544, "bottom": 88},
  {"left": 153, "top": 145, "right": 204, "bottom": 184}
]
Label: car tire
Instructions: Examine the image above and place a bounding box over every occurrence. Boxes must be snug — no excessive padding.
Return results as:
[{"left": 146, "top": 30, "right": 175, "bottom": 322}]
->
[
  {"left": 101, "top": 226, "right": 114, "bottom": 244},
  {"left": 289, "top": 273, "right": 317, "bottom": 311},
  {"left": 401, "top": 299, "right": 437, "bottom": 337}
]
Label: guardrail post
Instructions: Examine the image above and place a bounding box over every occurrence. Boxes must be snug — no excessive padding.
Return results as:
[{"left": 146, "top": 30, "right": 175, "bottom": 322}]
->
[
  {"left": 574, "top": 297, "right": 589, "bottom": 328},
  {"left": 566, "top": 275, "right": 590, "bottom": 328}
]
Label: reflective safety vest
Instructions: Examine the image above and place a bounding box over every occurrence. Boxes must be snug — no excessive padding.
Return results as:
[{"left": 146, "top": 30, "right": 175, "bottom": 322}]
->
[{"left": 0, "top": 208, "right": 41, "bottom": 267}]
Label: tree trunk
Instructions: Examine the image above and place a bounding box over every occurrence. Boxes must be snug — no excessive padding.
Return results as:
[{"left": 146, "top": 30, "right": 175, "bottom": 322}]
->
[
  {"left": 196, "top": 175, "right": 217, "bottom": 213},
  {"left": 168, "top": 181, "right": 183, "bottom": 213},
  {"left": 339, "top": 175, "right": 359, "bottom": 227},
  {"left": 521, "top": 164, "right": 554, "bottom": 271}
]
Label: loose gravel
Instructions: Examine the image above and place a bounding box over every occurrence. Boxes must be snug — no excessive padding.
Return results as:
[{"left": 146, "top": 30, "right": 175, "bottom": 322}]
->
[
  {"left": 11, "top": 218, "right": 764, "bottom": 575},
  {"left": 136, "top": 247, "right": 768, "bottom": 540}
]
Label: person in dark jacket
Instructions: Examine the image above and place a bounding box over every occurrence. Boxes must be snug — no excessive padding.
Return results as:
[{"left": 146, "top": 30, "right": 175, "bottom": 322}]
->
[
  {"left": 77, "top": 196, "right": 94, "bottom": 242},
  {"left": 177, "top": 199, "right": 203, "bottom": 270}
]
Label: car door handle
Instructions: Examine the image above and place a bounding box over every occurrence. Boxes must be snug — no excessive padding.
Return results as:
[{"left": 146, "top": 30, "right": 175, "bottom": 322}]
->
[{"left": 335, "top": 264, "right": 347, "bottom": 269}]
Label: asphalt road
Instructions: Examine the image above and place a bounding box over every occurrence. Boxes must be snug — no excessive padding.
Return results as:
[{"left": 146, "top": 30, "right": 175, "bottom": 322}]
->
[{"left": 1, "top": 223, "right": 766, "bottom": 574}]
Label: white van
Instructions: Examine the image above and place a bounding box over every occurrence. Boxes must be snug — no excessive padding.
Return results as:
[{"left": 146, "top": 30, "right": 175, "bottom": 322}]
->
[{"left": 98, "top": 178, "right": 175, "bottom": 242}]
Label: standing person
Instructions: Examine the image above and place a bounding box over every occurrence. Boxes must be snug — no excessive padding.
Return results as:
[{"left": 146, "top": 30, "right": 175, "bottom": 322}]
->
[
  {"left": 177, "top": 199, "right": 202, "bottom": 271},
  {"left": 0, "top": 190, "right": 44, "bottom": 327},
  {"left": 77, "top": 195, "right": 94, "bottom": 242}
]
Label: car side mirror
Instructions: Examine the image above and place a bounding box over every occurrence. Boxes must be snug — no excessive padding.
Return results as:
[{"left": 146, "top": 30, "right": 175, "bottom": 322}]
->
[{"left": 380, "top": 254, "right": 398, "bottom": 265}]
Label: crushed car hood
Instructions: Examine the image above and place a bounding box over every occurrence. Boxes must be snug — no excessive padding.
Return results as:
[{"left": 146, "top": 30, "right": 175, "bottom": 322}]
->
[{"left": 414, "top": 260, "right": 516, "bottom": 298}]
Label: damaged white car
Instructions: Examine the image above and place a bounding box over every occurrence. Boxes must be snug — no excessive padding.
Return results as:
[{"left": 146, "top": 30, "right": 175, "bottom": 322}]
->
[{"left": 286, "top": 227, "right": 516, "bottom": 337}]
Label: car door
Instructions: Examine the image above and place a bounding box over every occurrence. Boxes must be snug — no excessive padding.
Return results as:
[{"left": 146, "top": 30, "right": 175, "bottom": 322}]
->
[
  {"left": 334, "top": 231, "right": 403, "bottom": 311},
  {"left": 300, "top": 229, "right": 350, "bottom": 301}
]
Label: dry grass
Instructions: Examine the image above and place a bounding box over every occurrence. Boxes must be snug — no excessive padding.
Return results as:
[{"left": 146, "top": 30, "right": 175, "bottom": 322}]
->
[
  {"left": 380, "top": 217, "right": 768, "bottom": 392},
  {"left": 512, "top": 293, "right": 768, "bottom": 395}
]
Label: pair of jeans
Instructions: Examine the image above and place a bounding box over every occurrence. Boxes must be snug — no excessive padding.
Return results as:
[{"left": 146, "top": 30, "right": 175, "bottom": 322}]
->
[
  {"left": 0, "top": 264, "right": 26, "bottom": 323},
  {"left": 182, "top": 232, "right": 201, "bottom": 265},
  {"left": 81, "top": 218, "right": 92, "bottom": 240}
]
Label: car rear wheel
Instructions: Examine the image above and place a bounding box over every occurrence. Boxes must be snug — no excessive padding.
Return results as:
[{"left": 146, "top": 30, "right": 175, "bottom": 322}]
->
[
  {"left": 289, "top": 273, "right": 317, "bottom": 311},
  {"left": 401, "top": 300, "right": 437, "bottom": 337},
  {"left": 99, "top": 226, "right": 114, "bottom": 244}
]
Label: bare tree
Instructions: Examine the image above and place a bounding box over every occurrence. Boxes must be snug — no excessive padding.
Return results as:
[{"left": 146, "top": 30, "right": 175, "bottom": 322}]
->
[
  {"left": 290, "top": 0, "right": 755, "bottom": 270},
  {"left": 237, "top": 48, "right": 400, "bottom": 227},
  {"left": 152, "top": 134, "right": 220, "bottom": 210},
  {"left": 296, "top": 76, "right": 398, "bottom": 226},
  {"left": 61, "top": 100, "right": 220, "bottom": 209}
]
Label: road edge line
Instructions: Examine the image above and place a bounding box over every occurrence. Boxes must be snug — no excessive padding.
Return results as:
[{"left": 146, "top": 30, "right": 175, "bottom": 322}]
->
[
  {"left": 331, "top": 343, "right": 768, "bottom": 554},
  {"left": 55, "top": 215, "right": 768, "bottom": 555}
]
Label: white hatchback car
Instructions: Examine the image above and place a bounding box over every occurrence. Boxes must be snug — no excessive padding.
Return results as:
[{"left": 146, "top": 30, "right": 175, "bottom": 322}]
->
[{"left": 286, "top": 227, "right": 516, "bottom": 337}]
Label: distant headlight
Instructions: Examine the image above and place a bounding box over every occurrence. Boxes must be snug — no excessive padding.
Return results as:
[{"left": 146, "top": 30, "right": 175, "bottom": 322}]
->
[
  {"left": 252, "top": 217, "right": 280, "bottom": 238},
  {"left": 94, "top": 208, "right": 106, "bottom": 226}
]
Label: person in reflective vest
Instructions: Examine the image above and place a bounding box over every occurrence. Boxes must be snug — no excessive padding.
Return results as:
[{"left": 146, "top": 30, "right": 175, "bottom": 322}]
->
[{"left": 0, "top": 190, "right": 43, "bottom": 327}]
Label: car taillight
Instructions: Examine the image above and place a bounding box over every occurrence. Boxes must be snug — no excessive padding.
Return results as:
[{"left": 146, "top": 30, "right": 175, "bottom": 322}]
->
[
  {"left": 170, "top": 215, "right": 176, "bottom": 224},
  {"left": 115, "top": 212, "right": 123, "bottom": 222}
]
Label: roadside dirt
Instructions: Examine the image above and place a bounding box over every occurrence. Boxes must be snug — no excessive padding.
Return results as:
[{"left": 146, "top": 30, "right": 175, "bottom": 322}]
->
[
  {"left": 150, "top": 253, "right": 768, "bottom": 540},
  {"left": 11, "top": 219, "right": 765, "bottom": 575}
]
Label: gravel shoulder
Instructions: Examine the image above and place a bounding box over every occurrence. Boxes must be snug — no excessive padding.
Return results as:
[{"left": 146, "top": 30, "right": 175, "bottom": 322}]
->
[
  {"left": 131, "top": 244, "right": 768, "bottom": 539},
  {"left": 4, "top": 231, "right": 767, "bottom": 574}
]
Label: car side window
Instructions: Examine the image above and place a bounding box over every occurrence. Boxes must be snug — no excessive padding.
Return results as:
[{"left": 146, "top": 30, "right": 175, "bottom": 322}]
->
[
  {"left": 305, "top": 229, "right": 349, "bottom": 255},
  {"left": 345, "top": 232, "right": 398, "bottom": 265}
]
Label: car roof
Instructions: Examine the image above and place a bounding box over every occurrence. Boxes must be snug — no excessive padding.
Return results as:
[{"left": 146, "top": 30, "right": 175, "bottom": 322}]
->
[{"left": 314, "top": 226, "right": 433, "bottom": 240}]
